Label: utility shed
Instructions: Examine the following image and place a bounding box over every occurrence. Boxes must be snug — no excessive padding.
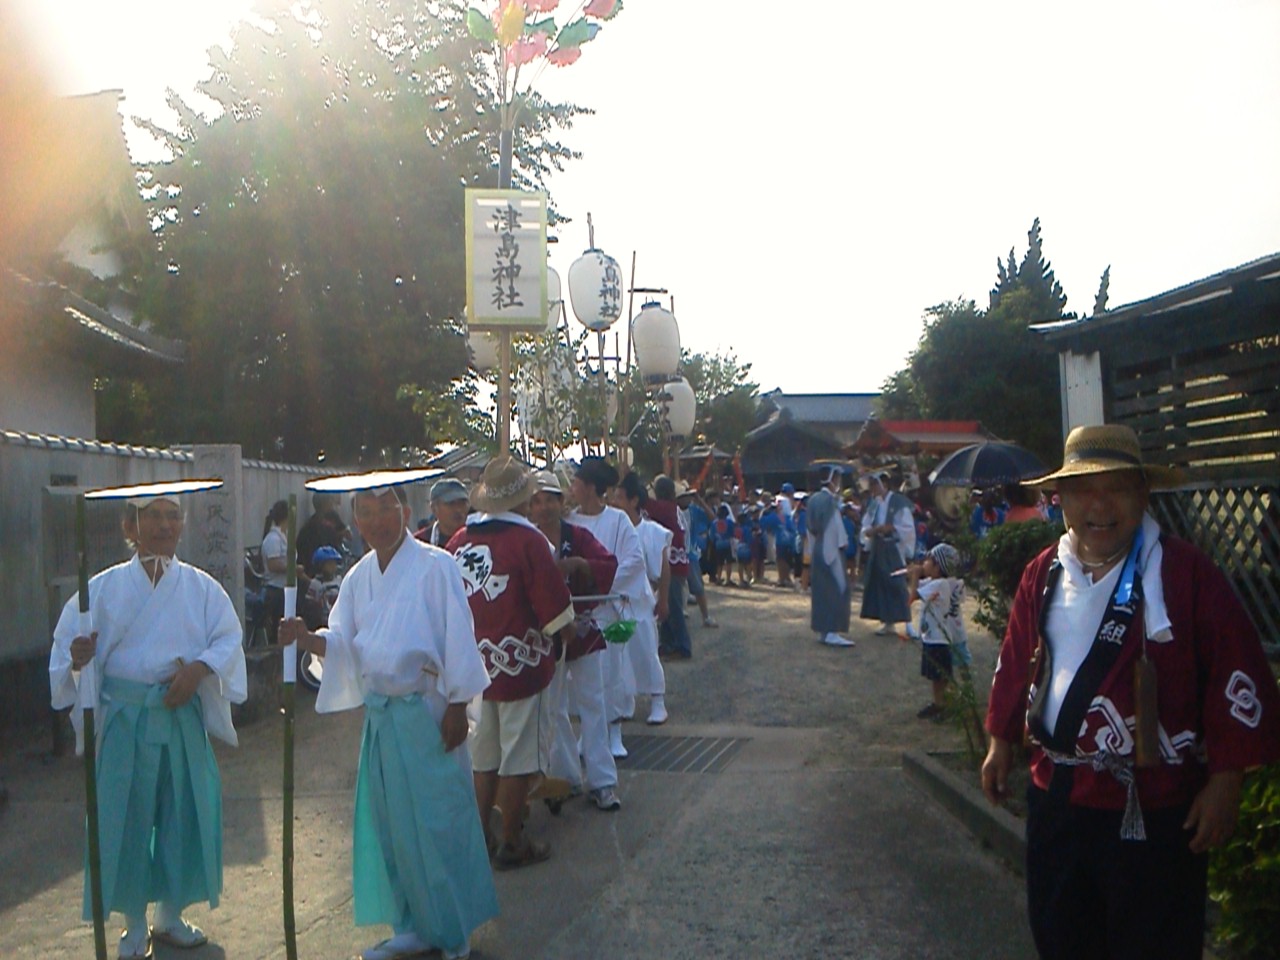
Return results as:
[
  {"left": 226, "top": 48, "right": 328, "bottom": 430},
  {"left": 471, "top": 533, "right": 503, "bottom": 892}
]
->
[{"left": 1035, "top": 253, "right": 1280, "bottom": 650}]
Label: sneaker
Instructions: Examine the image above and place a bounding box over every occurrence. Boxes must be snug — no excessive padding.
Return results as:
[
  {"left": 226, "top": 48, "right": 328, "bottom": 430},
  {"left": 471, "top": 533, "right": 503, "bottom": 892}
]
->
[
  {"left": 822, "top": 633, "right": 855, "bottom": 648},
  {"left": 875, "top": 623, "right": 895, "bottom": 636},
  {"left": 904, "top": 623, "right": 921, "bottom": 642},
  {"left": 646, "top": 696, "right": 668, "bottom": 725},
  {"left": 590, "top": 786, "right": 622, "bottom": 811},
  {"left": 442, "top": 939, "right": 471, "bottom": 960},
  {"left": 916, "top": 703, "right": 944, "bottom": 720},
  {"left": 702, "top": 617, "right": 719, "bottom": 628},
  {"left": 119, "top": 928, "right": 152, "bottom": 960},
  {"left": 151, "top": 918, "right": 206, "bottom": 949},
  {"left": 359, "top": 932, "right": 431, "bottom": 960}
]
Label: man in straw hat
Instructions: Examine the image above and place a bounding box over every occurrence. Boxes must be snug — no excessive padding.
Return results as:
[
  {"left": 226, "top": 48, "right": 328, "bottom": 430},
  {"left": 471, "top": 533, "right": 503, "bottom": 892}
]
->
[
  {"left": 446, "top": 456, "right": 575, "bottom": 869},
  {"left": 281, "top": 474, "right": 496, "bottom": 960},
  {"left": 982, "top": 424, "right": 1280, "bottom": 959},
  {"left": 51, "top": 488, "right": 247, "bottom": 959}
]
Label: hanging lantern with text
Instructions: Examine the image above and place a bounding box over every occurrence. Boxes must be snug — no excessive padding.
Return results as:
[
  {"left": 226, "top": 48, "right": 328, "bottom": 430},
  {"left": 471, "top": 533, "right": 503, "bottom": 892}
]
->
[
  {"left": 567, "top": 248, "right": 623, "bottom": 332},
  {"left": 659, "top": 376, "right": 696, "bottom": 440},
  {"left": 631, "top": 301, "right": 681, "bottom": 385}
]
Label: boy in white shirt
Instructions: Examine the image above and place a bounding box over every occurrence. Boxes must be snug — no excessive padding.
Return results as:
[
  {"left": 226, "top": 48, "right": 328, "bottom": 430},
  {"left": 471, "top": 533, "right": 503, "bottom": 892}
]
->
[{"left": 908, "top": 543, "right": 969, "bottom": 720}]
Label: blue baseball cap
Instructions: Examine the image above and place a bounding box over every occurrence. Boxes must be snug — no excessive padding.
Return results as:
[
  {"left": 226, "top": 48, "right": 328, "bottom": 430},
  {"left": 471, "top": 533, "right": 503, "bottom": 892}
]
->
[{"left": 781, "top": 482, "right": 796, "bottom": 494}]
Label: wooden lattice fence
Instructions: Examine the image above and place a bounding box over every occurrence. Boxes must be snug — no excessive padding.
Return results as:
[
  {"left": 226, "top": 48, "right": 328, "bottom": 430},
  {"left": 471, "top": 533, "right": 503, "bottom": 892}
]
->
[{"left": 1150, "top": 481, "right": 1280, "bottom": 652}]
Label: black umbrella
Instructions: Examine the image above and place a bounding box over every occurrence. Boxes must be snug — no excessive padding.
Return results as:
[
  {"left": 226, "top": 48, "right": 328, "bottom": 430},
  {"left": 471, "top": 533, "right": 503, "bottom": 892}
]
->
[{"left": 929, "top": 442, "right": 1046, "bottom": 488}]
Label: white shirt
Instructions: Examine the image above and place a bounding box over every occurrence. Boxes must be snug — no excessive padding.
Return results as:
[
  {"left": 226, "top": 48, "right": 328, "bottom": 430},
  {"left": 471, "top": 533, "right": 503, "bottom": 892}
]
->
[
  {"left": 262, "top": 525, "right": 288, "bottom": 589},
  {"left": 51, "top": 555, "right": 247, "bottom": 751},
  {"left": 317, "top": 536, "right": 489, "bottom": 730},
  {"left": 568, "top": 505, "right": 653, "bottom": 625},
  {"left": 1041, "top": 513, "right": 1170, "bottom": 733}
]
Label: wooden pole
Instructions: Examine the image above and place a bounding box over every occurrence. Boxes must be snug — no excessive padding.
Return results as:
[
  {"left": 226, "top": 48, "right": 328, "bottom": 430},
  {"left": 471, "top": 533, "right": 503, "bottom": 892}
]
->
[
  {"left": 76, "top": 494, "right": 109, "bottom": 960},
  {"left": 281, "top": 495, "right": 298, "bottom": 960}
]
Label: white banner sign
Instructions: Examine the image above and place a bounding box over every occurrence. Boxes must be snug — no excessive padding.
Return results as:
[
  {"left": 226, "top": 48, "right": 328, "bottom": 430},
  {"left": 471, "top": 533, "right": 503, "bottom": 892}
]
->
[{"left": 465, "top": 189, "right": 548, "bottom": 331}]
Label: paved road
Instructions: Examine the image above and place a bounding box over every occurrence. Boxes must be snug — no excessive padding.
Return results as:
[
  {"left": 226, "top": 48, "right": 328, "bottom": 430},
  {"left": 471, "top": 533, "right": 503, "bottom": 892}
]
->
[{"left": 0, "top": 580, "right": 1037, "bottom": 959}]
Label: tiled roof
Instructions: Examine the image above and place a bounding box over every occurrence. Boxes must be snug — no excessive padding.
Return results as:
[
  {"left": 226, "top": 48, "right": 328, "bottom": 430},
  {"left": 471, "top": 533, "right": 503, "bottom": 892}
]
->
[{"left": 762, "top": 391, "right": 878, "bottom": 424}]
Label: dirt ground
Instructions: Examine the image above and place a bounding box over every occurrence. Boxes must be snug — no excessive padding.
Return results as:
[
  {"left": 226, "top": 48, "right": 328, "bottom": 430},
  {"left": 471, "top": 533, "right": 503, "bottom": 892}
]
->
[
  {"left": 0, "top": 568, "right": 1025, "bottom": 960},
  {"left": 672, "top": 574, "right": 1001, "bottom": 770}
]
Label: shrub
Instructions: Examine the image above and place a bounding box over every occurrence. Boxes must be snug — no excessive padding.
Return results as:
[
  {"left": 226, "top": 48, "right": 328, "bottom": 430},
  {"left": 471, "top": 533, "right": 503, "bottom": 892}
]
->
[
  {"left": 967, "top": 519, "right": 1062, "bottom": 640},
  {"left": 1210, "top": 754, "right": 1280, "bottom": 959}
]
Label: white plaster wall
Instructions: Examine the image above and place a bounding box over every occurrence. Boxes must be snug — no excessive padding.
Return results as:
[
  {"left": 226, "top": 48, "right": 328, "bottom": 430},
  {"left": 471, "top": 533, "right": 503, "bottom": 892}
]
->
[{"left": 0, "top": 344, "right": 95, "bottom": 438}]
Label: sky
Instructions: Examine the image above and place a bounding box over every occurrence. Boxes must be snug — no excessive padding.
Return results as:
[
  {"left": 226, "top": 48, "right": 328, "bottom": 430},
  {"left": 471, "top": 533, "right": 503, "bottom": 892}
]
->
[{"left": 10, "top": 0, "right": 1280, "bottom": 396}]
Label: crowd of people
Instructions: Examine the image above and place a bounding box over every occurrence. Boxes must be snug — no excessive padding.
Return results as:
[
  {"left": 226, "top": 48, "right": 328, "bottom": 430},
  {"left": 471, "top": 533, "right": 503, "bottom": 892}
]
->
[{"left": 48, "top": 428, "right": 1280, "bottom": 960}]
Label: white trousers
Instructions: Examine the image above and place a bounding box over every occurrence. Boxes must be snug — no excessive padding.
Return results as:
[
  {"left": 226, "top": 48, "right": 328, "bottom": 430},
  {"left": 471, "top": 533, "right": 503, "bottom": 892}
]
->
[
  {"left": 602, "top": 636, "right": 636, "bottom": 723},
  {"left": 626, "top": 615, "right": 665, "bottom": 697},
  {"left": 548, "top": 651, "right": 616, "bottom": 791}
]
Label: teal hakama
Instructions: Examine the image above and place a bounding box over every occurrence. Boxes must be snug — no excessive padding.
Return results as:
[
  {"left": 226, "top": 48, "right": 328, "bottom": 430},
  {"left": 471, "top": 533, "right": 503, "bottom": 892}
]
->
[
  {"left": 88, "top": 676, "right": 222, "bottom": 920},
  {"left": 353, "top": 693, "right": 498, "bottom": 952}
]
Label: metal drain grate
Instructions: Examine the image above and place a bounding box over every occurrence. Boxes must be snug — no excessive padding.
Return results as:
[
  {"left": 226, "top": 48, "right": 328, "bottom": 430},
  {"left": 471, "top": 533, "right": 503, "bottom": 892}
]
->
[{"left": 616, "top": 735, "right": 749, "bottom": 774}]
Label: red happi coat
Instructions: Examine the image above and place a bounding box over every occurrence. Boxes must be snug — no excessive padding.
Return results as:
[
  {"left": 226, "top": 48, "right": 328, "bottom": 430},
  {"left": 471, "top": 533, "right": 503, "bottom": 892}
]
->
[
  {"left": 448, "top": 519, "right": 574, "bottom": 702},
  {"left": 556, "top": 521, "right": 619, "bottom": 662},
  {"left": 987, "top": 535, "right": 1280, "bottom": 810},
  {"left": 644, "top": 498, "right": 689, "bottom": 578}
]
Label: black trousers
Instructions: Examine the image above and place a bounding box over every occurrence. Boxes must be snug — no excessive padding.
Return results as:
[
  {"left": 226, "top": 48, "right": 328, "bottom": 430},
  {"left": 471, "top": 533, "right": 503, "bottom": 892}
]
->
[
  {"left": 1025, "top": 781, "right": 1208, "bottom": 960},
  {"left": 264, "top": 585, "right": 285, "bottom": 645}
]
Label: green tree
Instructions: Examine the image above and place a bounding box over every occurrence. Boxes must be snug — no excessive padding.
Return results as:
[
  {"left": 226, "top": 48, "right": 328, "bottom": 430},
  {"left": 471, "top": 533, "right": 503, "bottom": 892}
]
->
[
  {"left": 109, "top": 0, "right": 585, "bottom": 463},
  {"left": 1093, "top": 264, "right": 1111, "bottom": 316},
  {"left": 880, "top": 219, "right": 1071, "bottom": 465},
  {"left": 680, "top": 348, "right": 759, "bottom": 454}
]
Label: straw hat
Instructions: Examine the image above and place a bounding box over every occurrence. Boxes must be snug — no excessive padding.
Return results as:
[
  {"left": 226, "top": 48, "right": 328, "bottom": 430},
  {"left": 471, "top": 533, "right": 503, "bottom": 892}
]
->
[
  {"left": 1025, "top": 424, "right": 1182, "bottom": 489},
  {"left": 533, "top": 469, "right": 563, "bottom": 495},
  {"left": 471, "top": 456, "right": 539, "bottom": 512}
]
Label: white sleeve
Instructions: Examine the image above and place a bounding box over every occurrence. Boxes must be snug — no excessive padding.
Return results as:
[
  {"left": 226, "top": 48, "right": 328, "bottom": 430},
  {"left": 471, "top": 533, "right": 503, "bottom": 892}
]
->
[
  {"left": 196, "top": 576, "right": 249, "bottom": 705},
  {"left": 894, "top": 506, "right": 916, "bottom": 558},
  {"left": 314, "top": 570, "right": 364, "bottom": 714}
]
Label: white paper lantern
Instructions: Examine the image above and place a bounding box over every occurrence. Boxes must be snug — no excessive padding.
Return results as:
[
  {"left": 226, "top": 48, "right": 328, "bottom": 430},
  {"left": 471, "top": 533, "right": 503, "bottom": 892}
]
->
[
  {"left": 659, "top": 376, "right": 696, "bottom": 440},
  {"left": 567, "top": 248, "right": 623, "bottom": 332},
  {"left": 632, "top": 301, "right": 681, "bottom": 385},
  {"left": 468, "top": 329, "right": 499, "bottom": 372},
  {"left": 546, "top": 265, "right": 562, "bottom": 333}
]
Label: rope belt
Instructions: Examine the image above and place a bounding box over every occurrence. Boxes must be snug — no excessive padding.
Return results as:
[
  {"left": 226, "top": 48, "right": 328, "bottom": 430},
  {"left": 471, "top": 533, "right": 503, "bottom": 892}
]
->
[{"left": 1043, "top": 746, "right": 1146, "bottom": 841}]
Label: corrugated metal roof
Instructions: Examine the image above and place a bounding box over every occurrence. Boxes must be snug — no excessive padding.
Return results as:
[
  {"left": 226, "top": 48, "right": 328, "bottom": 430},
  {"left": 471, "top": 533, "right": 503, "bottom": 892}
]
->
[{"left": 1035, "top": 251, "right": 1280, "bottom": 343}]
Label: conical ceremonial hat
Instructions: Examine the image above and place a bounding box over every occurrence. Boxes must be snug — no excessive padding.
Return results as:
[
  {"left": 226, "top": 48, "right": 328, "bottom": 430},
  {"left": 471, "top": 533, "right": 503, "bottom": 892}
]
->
[
  {"left": 305, "top": 467, "right": 443, "bottom": 497},
  {"left": 85, "top": 478, "right": 223, "bottom": 508}
]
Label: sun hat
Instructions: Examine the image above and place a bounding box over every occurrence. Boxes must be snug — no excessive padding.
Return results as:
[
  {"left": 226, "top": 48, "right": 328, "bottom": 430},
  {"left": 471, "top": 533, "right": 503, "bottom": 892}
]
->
[
  {"left": 470, "top": 456, "right": 539, "bottom": 513},
  {"left": 533, "top": 470, "right": 563, "bottom": 495},
  {"left": 429, "top": 477, "right": 469, "bottom": 503},
  {"left": 674, "top": 480, "right": 693, "bottom": 498},
  {"left": 1024, "top": 424, "right": 1182, "bottom": 489}
]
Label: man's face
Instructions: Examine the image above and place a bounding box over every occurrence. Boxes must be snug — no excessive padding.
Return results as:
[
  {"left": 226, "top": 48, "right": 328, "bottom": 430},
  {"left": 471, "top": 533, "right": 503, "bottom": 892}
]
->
[
  {"left": 1058, "top": 470, "right": 1148, "bottom": 562},
  {"left": 126, "top": 499, "right": 184, "bottom": 558},
  {"left": 353, "top": 491, "right": 410, "bottom": 554},
  {"left": 529, "top": 491, "right": 562, "bottom": 528},
  {"left": 432, "top": 496, "right": 469, "bottom": 538}
]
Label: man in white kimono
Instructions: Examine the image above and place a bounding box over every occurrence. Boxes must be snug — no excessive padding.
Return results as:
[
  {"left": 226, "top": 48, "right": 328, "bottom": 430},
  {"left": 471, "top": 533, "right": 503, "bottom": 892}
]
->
[
  {"left": 281, "top": 482, "right": 496, "bottom": 960},
  {"left": 567, "top": 458, "right": 651, "bottom": 759},
  {"left": 806, "top": 464, "right": 854, "bottom": 647},
  {"left": 50, "top": 492, "right": 247, "bottom": 960}
]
